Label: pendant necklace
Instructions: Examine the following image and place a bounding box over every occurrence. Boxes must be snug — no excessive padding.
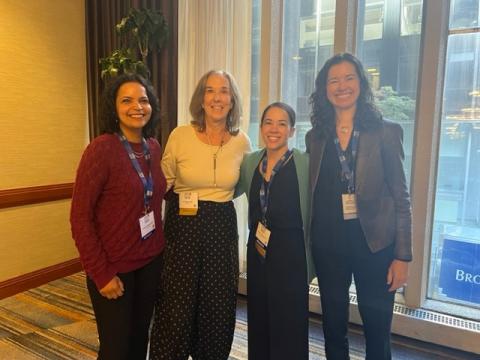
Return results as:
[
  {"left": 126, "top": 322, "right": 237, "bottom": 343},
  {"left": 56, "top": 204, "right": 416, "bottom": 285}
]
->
[
  {"left": 206, "top": 130, "right": 225, "bottom": 187},
  {"left": 339, "top": 126, "right": 350, "bottom": 134}
]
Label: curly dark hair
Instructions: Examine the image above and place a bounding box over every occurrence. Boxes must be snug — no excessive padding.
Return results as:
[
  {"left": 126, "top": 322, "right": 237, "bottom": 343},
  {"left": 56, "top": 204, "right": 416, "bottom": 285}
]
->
[
  {"left": 100, "top": 73, "right": 160, "bottom": 138},
  {"left": 261, "top": 102, "right": 296, "bottom": 127},
  {"left": 309, "top": 53, "right": 382, "bottom": 136},
  {"left": 189, "top": 70, "right": 242, "bottom": 136}
]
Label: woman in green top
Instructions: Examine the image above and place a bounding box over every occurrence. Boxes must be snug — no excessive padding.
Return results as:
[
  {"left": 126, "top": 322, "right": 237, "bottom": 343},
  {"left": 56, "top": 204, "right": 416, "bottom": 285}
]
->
[{"left": 237, "top": 102, "right": 314, "bottom": 360}]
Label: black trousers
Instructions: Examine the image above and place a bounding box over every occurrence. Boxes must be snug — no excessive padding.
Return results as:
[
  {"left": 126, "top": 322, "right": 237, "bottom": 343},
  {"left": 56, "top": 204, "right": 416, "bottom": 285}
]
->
[
  {"left": 247, "top": 228, "right": 309, "bottom": 360},
  {"left": 149, "top": 199, "right": 238, "bottom": 360},
  {"left": 313, "top": 226, "right": 395, "bottom": 360},
  {"left": 86, "top": 254, "right": 163, "bottom": 360}
]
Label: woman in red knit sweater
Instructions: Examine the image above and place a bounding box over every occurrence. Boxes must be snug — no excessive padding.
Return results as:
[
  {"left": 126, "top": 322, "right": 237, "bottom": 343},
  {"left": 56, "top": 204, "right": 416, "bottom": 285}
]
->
[{"left": 70, "top": 74, "right": 166, "bottom": 360}]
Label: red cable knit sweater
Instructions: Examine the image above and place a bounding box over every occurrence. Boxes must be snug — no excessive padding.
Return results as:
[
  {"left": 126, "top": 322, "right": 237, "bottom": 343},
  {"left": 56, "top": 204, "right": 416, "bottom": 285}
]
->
[{"left": 70, "top": 134, "right": 166, "bottom": 289}]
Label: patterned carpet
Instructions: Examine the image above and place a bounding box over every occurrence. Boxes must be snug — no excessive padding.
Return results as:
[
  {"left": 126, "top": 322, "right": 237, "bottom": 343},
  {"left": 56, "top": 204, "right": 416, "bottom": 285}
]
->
[
  {"left": 0, "top": 272, "right": 340, "bottom": 360},
  {"left": 0, "top": 273, "right": 97, "bottom": 359},
  {"left": 0, "top": 272, "right": 476, "bottom": 359}
]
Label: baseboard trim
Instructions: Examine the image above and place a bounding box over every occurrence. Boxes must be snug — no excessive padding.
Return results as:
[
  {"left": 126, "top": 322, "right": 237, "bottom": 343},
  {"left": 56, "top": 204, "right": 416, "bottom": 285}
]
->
[
  {"left": 0, "top": 258, "right": 82, "bottom": 299},
  {"left": 238, "top": 273, "right": 480, "bottom": 354},
  {"left": 0, "top": 183, "right": 74, "bottom": 209}
]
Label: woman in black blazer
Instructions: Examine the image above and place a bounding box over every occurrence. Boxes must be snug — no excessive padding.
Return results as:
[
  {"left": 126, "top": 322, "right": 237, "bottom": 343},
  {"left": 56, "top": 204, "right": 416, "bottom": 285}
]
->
[{"left": 306, "top": 53, "right": 412, "bottom": 360}]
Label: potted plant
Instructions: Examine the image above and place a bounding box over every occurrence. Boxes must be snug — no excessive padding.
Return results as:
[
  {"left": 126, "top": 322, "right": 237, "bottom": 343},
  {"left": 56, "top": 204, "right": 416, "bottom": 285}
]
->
[
  {"left": 99, "top": 48, "right": 149, "bottom": 79},
  {"left": 100, "top": 7, "right": 169, "bottom": 80}
]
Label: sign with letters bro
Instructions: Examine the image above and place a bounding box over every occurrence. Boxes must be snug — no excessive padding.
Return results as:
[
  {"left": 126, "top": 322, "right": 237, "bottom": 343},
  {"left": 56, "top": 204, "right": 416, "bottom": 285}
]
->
[{"left": 438, "top": 236, "right": 480, "bottom": 304}]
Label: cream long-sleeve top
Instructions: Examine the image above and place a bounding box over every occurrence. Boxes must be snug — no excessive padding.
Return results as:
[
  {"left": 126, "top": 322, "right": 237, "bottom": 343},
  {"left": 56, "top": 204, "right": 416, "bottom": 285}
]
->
[{"left": 161, "top": 124, "right": 251, "bottom": 202}]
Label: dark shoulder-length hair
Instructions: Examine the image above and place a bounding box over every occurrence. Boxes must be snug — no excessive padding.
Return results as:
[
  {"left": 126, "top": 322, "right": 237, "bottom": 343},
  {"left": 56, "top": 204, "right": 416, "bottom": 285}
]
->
[
  {"left": 309, "top": 52, "right": 382, "bottom": 136},
  {"left": 100, "top": 73, "right": 160, "bottom": 139},
  {"left": 261, "top": 101, "right": 296, "bottom": 127},
  {"left": 189, "top": 70, "right": 242, "bottom": 135}
]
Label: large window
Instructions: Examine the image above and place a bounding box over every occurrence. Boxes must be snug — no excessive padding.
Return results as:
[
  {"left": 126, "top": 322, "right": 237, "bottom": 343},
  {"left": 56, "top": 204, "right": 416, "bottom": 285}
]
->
[
  {"left": 249, "top": 0, "right": 335, "bottom": 151},
  {"left": 427, "top": 0, "right": 480, "bottom": 309},
  {"left": 250, "top": 0, "right": 480, "bottom": 352},
  {"left": 282, "top": 0, "right": 335, "bottom": 150},
  {"left": 344, "top": 0, "right": 422, "bottom": 297},
  {"left": 357, "top": 0, "right": 423, "bottom": 184}
]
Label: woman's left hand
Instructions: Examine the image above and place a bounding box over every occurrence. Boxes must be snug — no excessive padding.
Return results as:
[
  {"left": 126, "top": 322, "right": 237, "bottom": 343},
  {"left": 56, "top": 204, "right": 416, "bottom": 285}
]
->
[{"left": 387, "top": 259, "right": 409, "bottom": 292}]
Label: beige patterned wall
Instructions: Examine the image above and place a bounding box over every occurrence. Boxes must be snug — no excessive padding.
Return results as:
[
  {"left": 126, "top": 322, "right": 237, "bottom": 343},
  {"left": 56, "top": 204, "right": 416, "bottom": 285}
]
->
[
  {"left": 0, "top": 0, "right": 87, "bottom": 281},
  {"left": 0, "top": 200, "right": 76, "bottom": 281}
]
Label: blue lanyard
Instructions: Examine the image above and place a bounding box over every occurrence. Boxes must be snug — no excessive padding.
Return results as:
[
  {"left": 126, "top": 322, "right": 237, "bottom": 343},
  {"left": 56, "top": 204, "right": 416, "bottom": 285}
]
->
[
  {"left": 116, "top": 133, "right": 153, "bottom": 213},
  {"left": 334, "top": 127, "right": 360, "bottom": 194},
  {"left": 259, "top": 149, "right": 293, "bottom": 225}
]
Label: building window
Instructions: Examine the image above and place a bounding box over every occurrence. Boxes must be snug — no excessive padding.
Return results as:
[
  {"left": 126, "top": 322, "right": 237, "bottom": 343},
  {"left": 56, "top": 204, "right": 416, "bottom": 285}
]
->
[
  {"left": 401, "top": 0, "right": 423, "bottom": 36},
  {"left": 363, "top": 0, "right": 385, "bottom": 40},
  {"left": 449, "top": 0, "right": 479, "bottom": 29},
  {"left": 428, "top": 0, "right": 480, "bottom": 308}
]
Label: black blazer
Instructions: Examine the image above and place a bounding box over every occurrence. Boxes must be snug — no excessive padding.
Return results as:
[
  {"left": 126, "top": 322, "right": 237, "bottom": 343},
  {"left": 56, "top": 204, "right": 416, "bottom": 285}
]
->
[{"left": 306, "top": 119, "right": 412, "bottom": 261}]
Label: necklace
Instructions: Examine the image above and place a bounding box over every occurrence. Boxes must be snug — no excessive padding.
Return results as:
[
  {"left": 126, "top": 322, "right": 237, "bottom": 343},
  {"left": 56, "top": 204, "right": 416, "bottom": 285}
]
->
[
  {"left": 133, "top": 149, "right": 144, "bottom": 158},
  {"left": 205, "top": 130, "right": 226, "bottom": 187},
  {"left": 339, "top": 126, "right": 350, "bottom": 134}
]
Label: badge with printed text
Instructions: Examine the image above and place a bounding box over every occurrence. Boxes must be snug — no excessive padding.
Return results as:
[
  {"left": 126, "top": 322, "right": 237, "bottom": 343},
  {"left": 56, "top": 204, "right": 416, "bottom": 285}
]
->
[
  {"left": 139, "top": 211, "right": 155, "bottom": 239},
  {"left": 255, "top": 222, "right": 271, "bottom": 258},
  {"left": 342, "top": 193, "right": 358, "bottom": 220},
  {"left": 179, "top": 192, "right": 199, "bottom": 216}
]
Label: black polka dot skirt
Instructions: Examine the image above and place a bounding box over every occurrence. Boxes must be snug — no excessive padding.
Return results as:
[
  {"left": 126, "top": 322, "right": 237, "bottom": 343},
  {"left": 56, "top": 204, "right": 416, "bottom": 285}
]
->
[{"left": 149, "top": 196, "right": 239, "bottom": 360}]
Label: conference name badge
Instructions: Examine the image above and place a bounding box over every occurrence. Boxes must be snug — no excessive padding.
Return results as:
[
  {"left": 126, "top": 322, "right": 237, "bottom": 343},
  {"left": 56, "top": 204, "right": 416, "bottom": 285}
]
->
[
  {"left": 179, "top": 192, "right": 198, "bottom": 216},
  {"left": 139, "top": 211, "right": 156, "bottom": 240},
  {"left": 342, "top": 193, "right": 358, "bottom": 220},
  {"left": 255, "top": 222, "right": 271, "bottom": 258}
]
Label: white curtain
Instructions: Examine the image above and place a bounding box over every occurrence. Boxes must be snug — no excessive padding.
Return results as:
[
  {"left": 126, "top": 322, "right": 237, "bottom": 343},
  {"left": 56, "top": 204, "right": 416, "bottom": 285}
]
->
[{"left": 178, "top": 0, "right": 253, "bottom": 272}]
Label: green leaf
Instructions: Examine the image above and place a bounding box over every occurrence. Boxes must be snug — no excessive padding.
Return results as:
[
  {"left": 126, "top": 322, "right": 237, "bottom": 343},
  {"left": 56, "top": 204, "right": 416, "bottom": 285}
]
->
[{"left": 100, "top": 7, "right": 169, "bottom": 80}]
